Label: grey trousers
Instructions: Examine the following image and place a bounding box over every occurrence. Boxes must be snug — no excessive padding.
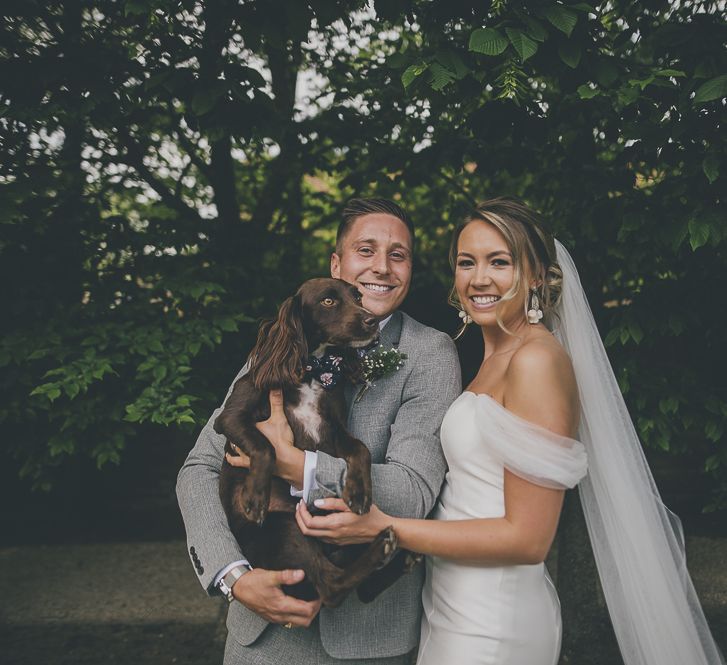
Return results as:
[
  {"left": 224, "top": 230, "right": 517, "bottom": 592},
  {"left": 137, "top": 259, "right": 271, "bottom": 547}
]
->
[{"left": 223, "top": 617, "right": 416, "bottom": 665}]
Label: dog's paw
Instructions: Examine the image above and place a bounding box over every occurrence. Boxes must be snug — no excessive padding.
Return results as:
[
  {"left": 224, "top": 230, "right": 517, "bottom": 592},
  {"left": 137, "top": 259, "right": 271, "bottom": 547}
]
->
[
  {"left": 402, "top": 551, "right": 423, "bottom": 572},
  {"left": 239, "top": 478, "right": 270, "bottom": 526},
  {"left": 241, "top": 498, "right": 268, "bottom": 526},
  {"left": 373, "top": 526, "right": 399, "bottom": 568},
  {"left": 342, "top": 474, "right": 372, "bottom": 515}
]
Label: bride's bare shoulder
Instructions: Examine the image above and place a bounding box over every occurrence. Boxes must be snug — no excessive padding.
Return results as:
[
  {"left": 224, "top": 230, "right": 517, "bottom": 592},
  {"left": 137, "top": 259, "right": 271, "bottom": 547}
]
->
[
  {"left": 509, "top": 334, "right": 573, "bottom": 378},
  {"left": 504, "top": 334, "right": 579, "bottom": 436}
]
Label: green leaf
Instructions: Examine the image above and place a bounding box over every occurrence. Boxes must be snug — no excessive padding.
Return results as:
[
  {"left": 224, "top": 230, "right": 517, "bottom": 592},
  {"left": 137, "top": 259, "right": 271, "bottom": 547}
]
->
[
  {"left": 655, "top": 69, "right": 686, "bottom": 78},
  {"left": 655, "top": 433, "right": 670, "bottom": 451},
  {"left": 617, "top": 86, "right": 639, "bottom": 106},
  {"left": 628, "top": 320, "right": 643, "bottom": 344},
  {"left": 401, "top": 64, "right": 426, "bottom": 88},
  {"left": 705, "top": 421, "right": 722, "bottom": 442},
  {"left": 434, "top": 50, "right": 469, "bottom": 80},
  {"left": 153, "top": 365, "right": 168, "bottom": 381},
  {"left": 468, "top": 28, "right": 509, "bottom": 56},
  {"left": 594, "top": 60, "right": 619, "bottom": 86},
  {"left": 124, "top": 1, "right": 147, "bottom": 17},
  {"left": 124, "top": 404, "right": 142, "bottom": 422},
  {"left": 628, "top": 75, "right": 654, "bottom": 91},
  {"left": 544, "top": 5, "right": 578, "bottom": 36},
  {"left": 693, "top": 74, "right": 727, "bottom": 104},
  {"left": 387, "top": 52, "right": 410, "bottom": 69},
  {"left": 659, "top": 397, "right": 678, "bottom": 415},
  {"left": 428, "top": 63, "right": 456, "bottom": 91},
  {"left": 521, "top": 16, "right": 548, "bottom": 42},
  {"left": 218, "top": 317, "right": 239, "bottom": 332},
  {"left": 191, "top": 91, "right": 219, "bottom": 116},
  {"left": 705, "top": 455, "right": 720, "bottom": 473},
  {"left": 577, "top": 83, "right": 600, "bottom": 99},
  {"left": 505, "top": 28, "right": 538, "bottom": 63},
  {"left": 558, "top": 41, "right": 582, "bottom": 69},
  {"left": 604, "top": 328, "right": 620, "bottom": 347},
  {"left": 688, "top": 218, "right": 710, "bottom": 250},
  {"left": 702, "top": 156, "right": 719, "bottom": 184}
]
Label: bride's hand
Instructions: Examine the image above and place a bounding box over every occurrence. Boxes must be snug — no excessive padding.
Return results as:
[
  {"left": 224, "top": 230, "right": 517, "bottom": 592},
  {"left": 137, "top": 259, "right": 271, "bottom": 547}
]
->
[{"left": 295, "top": 498, "right": 392, "bottom": 545}]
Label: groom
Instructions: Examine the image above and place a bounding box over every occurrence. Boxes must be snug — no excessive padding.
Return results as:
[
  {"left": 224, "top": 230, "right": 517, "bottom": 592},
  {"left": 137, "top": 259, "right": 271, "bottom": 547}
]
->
[{"left": 177, "top": 198, "right": 461, "bottom": 664}]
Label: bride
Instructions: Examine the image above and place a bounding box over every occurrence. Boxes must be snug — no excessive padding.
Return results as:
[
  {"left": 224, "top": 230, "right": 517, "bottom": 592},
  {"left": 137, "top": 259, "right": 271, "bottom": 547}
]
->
[{"left": 297, "top": 198, "right": 725, "bottom": 665}]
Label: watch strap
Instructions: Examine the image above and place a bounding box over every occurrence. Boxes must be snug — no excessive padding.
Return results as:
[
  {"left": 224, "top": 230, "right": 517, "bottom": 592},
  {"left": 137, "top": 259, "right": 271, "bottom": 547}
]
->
[{"left": 218, "top": 565, "right": 248, "bottom": 602}]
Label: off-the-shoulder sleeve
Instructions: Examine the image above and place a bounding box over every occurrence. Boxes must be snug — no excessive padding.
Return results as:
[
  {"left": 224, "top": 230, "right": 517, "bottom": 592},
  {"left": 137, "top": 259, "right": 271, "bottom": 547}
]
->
[{"left": 471, "top": 394, "right": 588, "bottom": 489}]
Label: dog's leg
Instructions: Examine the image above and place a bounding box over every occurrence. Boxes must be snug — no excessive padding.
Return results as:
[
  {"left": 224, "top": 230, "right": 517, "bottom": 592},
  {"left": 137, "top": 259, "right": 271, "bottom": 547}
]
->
[
  {"left": 331, "top": 432, "right": 372, "bottom": 515},
  {"left": 315, "top": 526, "right": 399, "bottom": 607},
  {"left": 214, "top": 378, "right": 278, "bottom": 525},
  {"left": 356, "top": 549, "right": 423, "bottom": 603},
  {"left": 217, "top": 425, "right": 276, "bottom": 526}
]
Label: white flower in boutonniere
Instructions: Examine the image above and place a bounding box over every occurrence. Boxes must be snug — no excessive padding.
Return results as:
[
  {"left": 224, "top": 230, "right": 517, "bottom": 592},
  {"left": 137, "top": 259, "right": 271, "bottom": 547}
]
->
[{"left": 355, "top": 347, "right": 408, "bottom": 403}]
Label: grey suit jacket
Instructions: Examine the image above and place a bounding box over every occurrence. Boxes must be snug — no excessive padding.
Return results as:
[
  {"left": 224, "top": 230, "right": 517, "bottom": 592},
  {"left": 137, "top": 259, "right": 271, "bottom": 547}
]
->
[{"left": 176, "top": 311, "right": 461, "bottom": 659}]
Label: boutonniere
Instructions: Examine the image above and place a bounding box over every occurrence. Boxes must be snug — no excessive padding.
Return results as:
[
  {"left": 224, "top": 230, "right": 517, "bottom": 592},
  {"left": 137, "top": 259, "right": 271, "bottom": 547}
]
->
[{"left": 355, "top": 346, "right": 408, "bottom": 403}]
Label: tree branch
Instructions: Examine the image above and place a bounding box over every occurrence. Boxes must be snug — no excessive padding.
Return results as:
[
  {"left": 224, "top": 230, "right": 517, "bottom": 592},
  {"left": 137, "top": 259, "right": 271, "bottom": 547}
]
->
[{"left": 116, "top": 128, "right": 203, "bottom": 224}]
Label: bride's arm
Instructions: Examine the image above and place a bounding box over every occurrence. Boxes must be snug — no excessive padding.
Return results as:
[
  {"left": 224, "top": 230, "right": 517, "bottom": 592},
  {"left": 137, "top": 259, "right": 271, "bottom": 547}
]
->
[
  {"left": 297, "top": 471, "right": 564, "bottom": 565},
  {"left": 297, "top": 341, "right": 578, "bottom": 566}
]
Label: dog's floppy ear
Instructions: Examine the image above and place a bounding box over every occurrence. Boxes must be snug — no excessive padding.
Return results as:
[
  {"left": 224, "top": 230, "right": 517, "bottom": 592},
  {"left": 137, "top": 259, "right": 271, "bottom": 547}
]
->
[{"left": 250, "top": 294, "right": 308, "bottom": 390}]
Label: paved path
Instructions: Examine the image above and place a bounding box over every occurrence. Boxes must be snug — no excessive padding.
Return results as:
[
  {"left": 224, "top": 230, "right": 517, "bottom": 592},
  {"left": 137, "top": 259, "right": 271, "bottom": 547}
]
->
[
  {"left": 0, "top": 541, "right": 226, "bottom": 665},
  {"left": 1, "top": 537, "right": 726, "bottom": 665}
]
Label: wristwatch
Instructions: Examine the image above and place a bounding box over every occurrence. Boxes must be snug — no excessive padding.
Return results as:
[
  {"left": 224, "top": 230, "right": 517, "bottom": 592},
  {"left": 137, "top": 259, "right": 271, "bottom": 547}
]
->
[{"left": 217, "top": 565, "right": 248, "bottom": 603}]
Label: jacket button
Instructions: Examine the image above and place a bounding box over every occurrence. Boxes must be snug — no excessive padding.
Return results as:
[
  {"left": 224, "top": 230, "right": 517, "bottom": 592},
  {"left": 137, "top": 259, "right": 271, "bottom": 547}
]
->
[
  {"left": 189, "top": 546, "right": 196, "bottom": 555},
  {"left": 196, "top": 566, "right": 204, "bottom": 575}
]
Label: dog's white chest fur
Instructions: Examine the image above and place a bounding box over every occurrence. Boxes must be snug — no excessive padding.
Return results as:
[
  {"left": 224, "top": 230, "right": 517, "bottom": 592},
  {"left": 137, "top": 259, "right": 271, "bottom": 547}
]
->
[{"left": 291, "top": 383, "right": 324, "bottom": 443}]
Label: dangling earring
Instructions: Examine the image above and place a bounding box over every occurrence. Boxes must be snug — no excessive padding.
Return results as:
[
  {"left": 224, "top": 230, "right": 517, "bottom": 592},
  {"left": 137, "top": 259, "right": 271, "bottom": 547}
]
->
[
  {"left": 527, "top": 289, "right": 543, "bottom": 324},
  {"left": 458, "top": 309, "right": 473, "bottom": 325}
]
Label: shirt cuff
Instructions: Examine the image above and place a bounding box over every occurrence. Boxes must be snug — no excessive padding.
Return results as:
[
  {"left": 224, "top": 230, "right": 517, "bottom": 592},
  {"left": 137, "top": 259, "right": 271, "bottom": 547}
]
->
[
  {"left": 289, "top": 450, "right": 319, "bottom": 503},
  {"left": 213, "top": 559, "right": 252, "bottom": 588}
]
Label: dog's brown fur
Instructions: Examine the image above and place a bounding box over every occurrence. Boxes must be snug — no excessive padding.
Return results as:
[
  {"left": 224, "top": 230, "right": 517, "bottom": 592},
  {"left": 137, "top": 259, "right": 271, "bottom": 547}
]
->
[{"left": 215, "top": 278, "right": 411, "bottom": 607}]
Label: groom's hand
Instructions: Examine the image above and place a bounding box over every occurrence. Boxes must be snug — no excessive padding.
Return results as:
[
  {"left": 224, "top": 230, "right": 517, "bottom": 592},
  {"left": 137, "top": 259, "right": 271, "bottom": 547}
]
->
[
  {"left": 232, "top": 567, "right": 321, "bottom": 627},
  {"left": 226, "top": 389, "right": 305, "bottom": 489}
]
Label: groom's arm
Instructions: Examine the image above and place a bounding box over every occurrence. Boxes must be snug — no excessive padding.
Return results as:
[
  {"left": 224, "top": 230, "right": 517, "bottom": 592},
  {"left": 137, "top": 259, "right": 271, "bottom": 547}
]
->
[
  {"left": 309, "top": 331, "right": 461, "bottom": 519},
  {"left": 176, "top": 365, "right": 250, "bottom": 595},
  {"left": 176, "top": 366, "right": 319, "bottom": 625}
]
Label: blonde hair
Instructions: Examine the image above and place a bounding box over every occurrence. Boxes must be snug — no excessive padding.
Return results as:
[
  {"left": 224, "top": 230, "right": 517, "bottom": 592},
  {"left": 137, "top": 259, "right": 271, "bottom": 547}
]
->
[{"left": 449, "top": 197, "right": 562, "bottom": 338}]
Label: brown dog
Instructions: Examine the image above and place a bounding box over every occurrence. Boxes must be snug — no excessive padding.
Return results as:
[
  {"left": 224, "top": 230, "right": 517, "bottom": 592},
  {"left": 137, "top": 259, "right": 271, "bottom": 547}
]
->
[{"left": 215, "top": 278, "right": 402, "bottom": 607}]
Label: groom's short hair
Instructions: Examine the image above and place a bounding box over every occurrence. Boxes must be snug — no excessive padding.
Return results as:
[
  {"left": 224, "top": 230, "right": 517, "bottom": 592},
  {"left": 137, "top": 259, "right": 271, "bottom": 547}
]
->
[{"left": 336, "top": 198, "right": 415, "bottom": 253}]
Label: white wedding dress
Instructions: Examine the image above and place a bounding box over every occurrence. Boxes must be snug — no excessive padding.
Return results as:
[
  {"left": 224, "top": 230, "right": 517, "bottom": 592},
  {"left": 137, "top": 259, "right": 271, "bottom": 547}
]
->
[
  {"left": 417, "top": 391, "right": 588, "bottom": 665},
  {"left": 417, "top": 238, "right": 725, "bottom": 665}
]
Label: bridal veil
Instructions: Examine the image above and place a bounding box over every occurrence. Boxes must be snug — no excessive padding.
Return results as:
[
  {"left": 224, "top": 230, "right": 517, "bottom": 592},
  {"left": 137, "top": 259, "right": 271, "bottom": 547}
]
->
[{"left": 552, "top": 240, "right": 724, "bottom": 665}]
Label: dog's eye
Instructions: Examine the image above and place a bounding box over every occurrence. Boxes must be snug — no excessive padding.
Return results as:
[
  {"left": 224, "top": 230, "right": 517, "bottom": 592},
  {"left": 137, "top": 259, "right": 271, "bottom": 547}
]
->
[{"left": 321, "top": 298, "right": 336, "bottom": 307}]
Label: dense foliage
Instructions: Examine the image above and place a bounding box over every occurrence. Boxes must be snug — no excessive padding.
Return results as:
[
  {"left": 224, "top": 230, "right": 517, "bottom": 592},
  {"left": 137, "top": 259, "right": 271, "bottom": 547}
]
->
[{"left": 1, "top": 0, "right": 725, "bottom": 514}]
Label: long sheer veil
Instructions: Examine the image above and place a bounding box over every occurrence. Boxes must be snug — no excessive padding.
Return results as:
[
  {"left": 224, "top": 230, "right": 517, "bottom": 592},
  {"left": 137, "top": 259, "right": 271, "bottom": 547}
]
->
[{"left": 552, "top": 240, "right": 724, "bottom": 665}]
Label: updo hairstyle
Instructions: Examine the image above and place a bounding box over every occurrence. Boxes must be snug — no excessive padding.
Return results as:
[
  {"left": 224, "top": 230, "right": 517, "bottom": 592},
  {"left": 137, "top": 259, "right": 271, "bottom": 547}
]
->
[{"left": 449, "top": 197, "right": 563, "bottom": 337}]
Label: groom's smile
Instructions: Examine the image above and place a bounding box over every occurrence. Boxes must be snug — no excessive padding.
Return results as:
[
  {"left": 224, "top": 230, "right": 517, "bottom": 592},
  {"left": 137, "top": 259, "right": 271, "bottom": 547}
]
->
[{"left": 330, "top": 213, "right": 413, "bottom": 319}]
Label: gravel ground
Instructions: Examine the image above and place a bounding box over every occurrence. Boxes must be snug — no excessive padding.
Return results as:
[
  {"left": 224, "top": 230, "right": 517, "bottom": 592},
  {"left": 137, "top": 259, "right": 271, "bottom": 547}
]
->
[
  {"left": 1, "top": 536, "right": 725, "bottom": 665},
  {"left": 0, "top": 541, "right": 227, "bottom": 665}
]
